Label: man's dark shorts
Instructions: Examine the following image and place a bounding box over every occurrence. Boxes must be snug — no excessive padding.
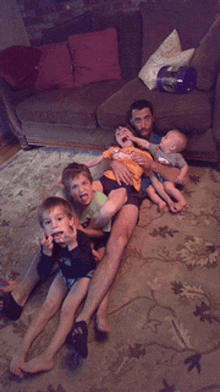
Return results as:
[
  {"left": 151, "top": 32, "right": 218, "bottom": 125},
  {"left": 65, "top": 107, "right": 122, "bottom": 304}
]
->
[
  {"left": 99, "top": 175, "right": 144, "bottom": 209},
  {"left": 92, "top": 231, "right": 111, "bottom": 251}
]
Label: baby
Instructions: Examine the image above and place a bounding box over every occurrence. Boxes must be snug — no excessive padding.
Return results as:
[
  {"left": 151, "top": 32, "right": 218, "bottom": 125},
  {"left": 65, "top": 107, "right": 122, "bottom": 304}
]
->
[{"left": 127, "top": 128, "right": 188, "bottom": 212}]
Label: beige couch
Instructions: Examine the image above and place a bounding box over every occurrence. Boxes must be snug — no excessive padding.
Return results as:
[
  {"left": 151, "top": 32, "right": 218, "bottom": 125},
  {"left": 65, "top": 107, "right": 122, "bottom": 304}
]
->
[{"left": 1, "top": 0, "right": 220, "bottom": 168}]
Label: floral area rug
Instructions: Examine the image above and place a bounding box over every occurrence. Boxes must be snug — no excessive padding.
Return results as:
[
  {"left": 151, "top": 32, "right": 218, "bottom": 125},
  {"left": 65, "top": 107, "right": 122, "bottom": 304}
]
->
[{"left": 0, "top": 147, "right": 220, "bottom": 392}]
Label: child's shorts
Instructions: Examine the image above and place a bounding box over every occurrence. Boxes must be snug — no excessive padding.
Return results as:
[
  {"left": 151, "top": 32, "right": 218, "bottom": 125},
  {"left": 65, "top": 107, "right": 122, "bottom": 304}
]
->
[
  {"left": 99, "top": 175, "right": 144, "bottom": 209},
  {"left": 92, "top": 231, "right": 111, "bottom": 251},
  {"left": 60, "top": 269, "right": 95, "bottom": 291}
]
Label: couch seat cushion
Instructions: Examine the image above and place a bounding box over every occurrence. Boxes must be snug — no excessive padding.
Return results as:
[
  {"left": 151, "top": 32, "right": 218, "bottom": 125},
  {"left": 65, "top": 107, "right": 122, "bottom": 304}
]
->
[
  {"left": 97, "top": 77, "right": 212, "bottom": 135},
  {"left": 16, "top": 80, "right": 125, "bottom": 128}
]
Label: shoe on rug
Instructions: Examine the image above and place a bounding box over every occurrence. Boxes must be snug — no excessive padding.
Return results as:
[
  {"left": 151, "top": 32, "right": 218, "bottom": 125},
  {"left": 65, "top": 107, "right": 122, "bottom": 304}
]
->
[
  {"left": 66, "top": 321, "right": 88, "bottom": 358},
  {"left": 94, "top": 325, "right": 109, "bottom": 342},
  {"left": 0, "top": 293, "right": 23, "bottom": 321}
]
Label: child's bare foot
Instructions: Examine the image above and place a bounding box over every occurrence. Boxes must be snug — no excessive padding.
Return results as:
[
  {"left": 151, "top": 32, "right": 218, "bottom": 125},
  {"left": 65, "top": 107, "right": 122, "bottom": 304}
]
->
[
  {"left": 21, "top": 353, "right": 55, "bottom": 375},
  {"left": 10, "top": 350, "right": 26, "bottom": 378},
  {"left": 168, "top": 201, "right": 182, "bottom": 213},
  {"left": 157, "top": 200, "right": 168, "bottom": 212},
  {"left": 179, "top": 199, "right": 188, "bottom": 210}
]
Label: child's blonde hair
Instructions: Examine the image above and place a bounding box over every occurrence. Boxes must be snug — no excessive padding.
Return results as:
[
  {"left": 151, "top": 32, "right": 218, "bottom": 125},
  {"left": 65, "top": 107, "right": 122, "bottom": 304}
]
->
[
  {"left": 61, "top": 162, "right": 93, "bottom": 197},
  {"left": 168, "top": 130, "right": 188, "bottom": 152},
  {"left": 38, "top": 196, "right": 75, "bottom": 228}
]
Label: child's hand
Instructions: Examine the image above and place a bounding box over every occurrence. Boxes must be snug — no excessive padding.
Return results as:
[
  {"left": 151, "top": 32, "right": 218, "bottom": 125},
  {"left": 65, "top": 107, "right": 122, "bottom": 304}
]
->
[
  {"left": 62, "top": 225, "right": 78, "bottom": 251},
  {"left": 124, "top": 128, "right": 135, "bottom": 141},
  {"left": 42, "top": 233, "right": 54, "bottom": 256}
]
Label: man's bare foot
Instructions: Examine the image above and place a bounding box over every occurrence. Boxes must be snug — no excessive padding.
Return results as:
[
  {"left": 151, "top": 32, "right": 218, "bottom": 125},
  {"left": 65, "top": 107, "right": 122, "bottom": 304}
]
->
[
  {"left": 157, "top": 200, "right": 168, "bottom": 213},
  {"left": 95, "top": 312, "right": 111, "bottom": 333},
  {"left": 0, "top": 281, "right": 18, "bottom": 295},
  {"left": 21, "top": 353, "right": 55, "bottom": 375},
  {"left": 10, "top": 350, "right": 26, "bottom": 378},
  {"left": 0, "top": 281, "right": 28, "bottom": 308}
]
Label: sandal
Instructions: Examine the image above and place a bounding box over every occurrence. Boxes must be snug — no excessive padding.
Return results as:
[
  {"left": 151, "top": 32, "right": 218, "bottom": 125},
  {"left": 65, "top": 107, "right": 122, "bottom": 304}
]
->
[
  {"left": 0, "top": 293, "right": 23, "bottom": 321},
  {"left": 66, "top": 321, "right": 88, "bottom": 358}
]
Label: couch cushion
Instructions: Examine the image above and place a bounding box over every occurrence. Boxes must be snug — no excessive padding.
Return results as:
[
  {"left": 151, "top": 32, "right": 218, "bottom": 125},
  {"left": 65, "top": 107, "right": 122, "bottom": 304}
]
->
[
  {"left": 140, "top": 0, "right": 218, "bottom": 66},
  {"left": 68, "top": 28, "right": 122, "bottom": 87},
  {"left": 16, "top": 80, "right": 126, "bottom": 128},
  {"left": 97, "top": 77, "right": 212, "bottom": 134},
  {"left": 34, "top": 42, "right": 74, "bottom": 92},
  {"left": 138, "top": 29, "right": 195, "bottom": 90},
  {"left": 190, "top": 16, "right": 220, "bottom": 92},
  {"left": 92, "top": 11, "right": 142, "bottom": 81}
]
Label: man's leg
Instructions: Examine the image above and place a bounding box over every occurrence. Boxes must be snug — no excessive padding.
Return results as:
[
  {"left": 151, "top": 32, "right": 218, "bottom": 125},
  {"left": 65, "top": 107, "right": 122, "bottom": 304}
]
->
[
  {"left": 89, "top": 188, "right": 127, "bottom": 229},
  {"left": 0, "top": 251, "right": 41, "bottom": 320},
  {"left": 75, "top": 203, "right": 139, "bottom": 326}
]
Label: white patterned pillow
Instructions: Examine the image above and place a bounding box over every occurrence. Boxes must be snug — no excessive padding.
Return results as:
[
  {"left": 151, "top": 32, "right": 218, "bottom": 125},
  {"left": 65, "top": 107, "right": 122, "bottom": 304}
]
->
[{"left": 138, "top": 29, "right": 195, "bottom": 90}]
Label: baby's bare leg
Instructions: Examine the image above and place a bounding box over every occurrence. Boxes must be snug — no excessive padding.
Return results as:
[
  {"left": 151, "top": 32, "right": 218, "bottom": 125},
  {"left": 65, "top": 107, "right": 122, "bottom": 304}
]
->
[
  {"left": 164, "top": 181, "right": 188, "bottom": 211},
  {"left": 146, "top": 184, "right": 167, "bottom": 212},
  {"left": 150, "top": 174, "right": 179, "bottom": 213}
]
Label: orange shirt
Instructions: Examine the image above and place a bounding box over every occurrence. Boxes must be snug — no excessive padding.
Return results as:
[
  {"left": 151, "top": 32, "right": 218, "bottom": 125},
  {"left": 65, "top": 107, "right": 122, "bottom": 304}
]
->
[{"left": 103, "top": 146, "right": 152, "bottom": 191}]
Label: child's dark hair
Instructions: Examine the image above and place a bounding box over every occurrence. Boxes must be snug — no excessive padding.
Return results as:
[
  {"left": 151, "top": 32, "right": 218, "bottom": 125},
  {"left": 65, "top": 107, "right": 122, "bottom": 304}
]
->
[
  {"left": 61, "top": 162, "right": 93, "bottom": 197},
  {"left": 112, "top": 124, "right": 134, "bottom": 147},
  {"left": 38, "top": 196, "right": 74, "bottom": 228},
  {"left": 127, "top": 99, "right": 154, "bottom": 124}
]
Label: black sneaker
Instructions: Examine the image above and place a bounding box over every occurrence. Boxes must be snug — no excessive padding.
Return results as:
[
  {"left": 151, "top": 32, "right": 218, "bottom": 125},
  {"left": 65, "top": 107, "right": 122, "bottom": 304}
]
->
[{"left": 66, "top": 321, "right": 88, "bottom": 358}]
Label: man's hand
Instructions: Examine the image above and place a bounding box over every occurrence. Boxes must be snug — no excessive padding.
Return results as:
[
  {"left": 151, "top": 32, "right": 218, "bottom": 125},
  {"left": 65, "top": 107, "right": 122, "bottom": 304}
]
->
[
  {"left": 42, "top": 233, "right": 54, "bottom": 256},
  {"left": 110, "top": 160, "right": 134, "bottom": 185},
  {"left": 131, "top": 153, "right": 152, "bottom": 176}
]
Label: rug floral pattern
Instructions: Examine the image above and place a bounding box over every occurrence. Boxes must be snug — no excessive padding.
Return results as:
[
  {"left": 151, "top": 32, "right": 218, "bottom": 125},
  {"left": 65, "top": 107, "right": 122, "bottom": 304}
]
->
[{"left": 0, "top": 147, "right": 220, "bottom": 392}]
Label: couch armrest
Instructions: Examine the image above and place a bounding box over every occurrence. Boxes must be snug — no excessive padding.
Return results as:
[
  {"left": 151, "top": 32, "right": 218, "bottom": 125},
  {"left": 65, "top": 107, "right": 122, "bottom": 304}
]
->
[
  {"left": 212, "top": 71, "right": 220, "bottom": 169},
  {"left": 212, "top": 71, "right": 220, "bottom": 145},
  {"left": 0, "top": 79, "right": 36, "bottom": 149}
]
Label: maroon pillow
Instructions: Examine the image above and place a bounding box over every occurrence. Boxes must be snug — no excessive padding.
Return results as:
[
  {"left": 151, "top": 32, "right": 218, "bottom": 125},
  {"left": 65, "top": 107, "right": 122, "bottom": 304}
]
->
[
  {"left": 35, "top": 42, "right": 74, "bottom": 92},
  {"left": 68, "top": 28, "right": 122, "bottom": 87},
  {"left": 0, "top": 45, "right": 42, "bottom": 88}
]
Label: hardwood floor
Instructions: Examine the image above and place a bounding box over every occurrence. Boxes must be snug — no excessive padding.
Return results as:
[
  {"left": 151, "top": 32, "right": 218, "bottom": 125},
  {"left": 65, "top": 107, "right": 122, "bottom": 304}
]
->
[{"left": 0, "top": 135, "right": 21, "bottom": 164}]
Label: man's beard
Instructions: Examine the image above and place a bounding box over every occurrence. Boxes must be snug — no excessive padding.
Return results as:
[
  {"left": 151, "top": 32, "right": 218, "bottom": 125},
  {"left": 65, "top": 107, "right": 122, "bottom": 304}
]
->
[{"left": 136, "top": 129, "right": 151, "bottom": 140}]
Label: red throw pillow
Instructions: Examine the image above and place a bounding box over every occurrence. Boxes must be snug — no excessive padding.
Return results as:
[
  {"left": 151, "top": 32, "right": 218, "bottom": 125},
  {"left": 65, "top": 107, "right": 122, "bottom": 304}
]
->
[
  {"left": 68, "top": 28, "right": 122, "bottom": 87},
  {"left": 35, "top": 42, "right": 74, "bottom": 91},
  {"left": 0, "top": 45, "right": 42, "bottom": 88}
]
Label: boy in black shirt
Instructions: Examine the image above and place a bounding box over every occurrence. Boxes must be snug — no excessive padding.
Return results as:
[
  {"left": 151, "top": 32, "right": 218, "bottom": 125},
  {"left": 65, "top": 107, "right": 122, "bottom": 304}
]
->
[{"left": 10, "top": 197, "right": 96, "bottom": 378}]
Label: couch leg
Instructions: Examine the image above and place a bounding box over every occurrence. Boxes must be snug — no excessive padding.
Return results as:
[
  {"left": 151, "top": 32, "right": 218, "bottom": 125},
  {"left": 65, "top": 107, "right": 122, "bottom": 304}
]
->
[
  {"left": 18, "top": 135, "right": 32, "bottom": 151},
  {"left": 215, "top": 142, "right": 220, "bottom": 171}
]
